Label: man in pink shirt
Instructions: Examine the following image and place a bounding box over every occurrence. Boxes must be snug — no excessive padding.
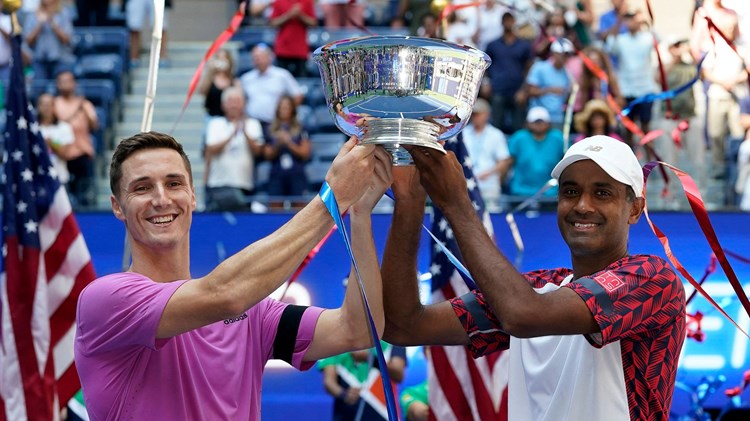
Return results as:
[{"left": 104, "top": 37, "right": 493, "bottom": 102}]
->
[{"left": 75, "top": 131, "right": 392, "bottom": 420}]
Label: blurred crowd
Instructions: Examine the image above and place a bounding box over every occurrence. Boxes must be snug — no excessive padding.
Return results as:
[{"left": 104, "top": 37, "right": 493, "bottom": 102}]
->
[{"left": 2, "top": 0, "right": 750, "bottom": 213}]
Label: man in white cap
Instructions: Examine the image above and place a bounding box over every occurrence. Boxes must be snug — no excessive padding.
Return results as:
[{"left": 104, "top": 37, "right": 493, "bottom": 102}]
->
[
  {"left": 526, "top": 37, "right": 574, "bottom": 128},
  {"left": 381, "top": 135, "right": 686, "bottom": 421},
  {"left": 504, "top": 106, "right": 564, "bottom": 198}
]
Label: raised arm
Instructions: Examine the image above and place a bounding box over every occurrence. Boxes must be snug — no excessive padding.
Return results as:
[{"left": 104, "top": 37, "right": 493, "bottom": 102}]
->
[
  {"left": 406, "top": 146, "right": 598, "bottom": 338},
  {"left": 304, "top": 147, "right": 394, "bottom": 360},
  {"left": 157, "top": 138, "right": 381, "bottom": 338},
  {"left": 381, "top": 167, "right": 469, "bottom": 347}
]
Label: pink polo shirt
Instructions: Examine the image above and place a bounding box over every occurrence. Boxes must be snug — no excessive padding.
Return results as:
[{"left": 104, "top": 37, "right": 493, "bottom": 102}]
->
[{"left": 75, "top": 272, "right": 324, "bottom": 421}]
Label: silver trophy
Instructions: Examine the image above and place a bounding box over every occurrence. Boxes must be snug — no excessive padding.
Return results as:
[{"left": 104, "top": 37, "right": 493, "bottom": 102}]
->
[{"left": 313, "top": 36, "right": 491, "bottom": 165}]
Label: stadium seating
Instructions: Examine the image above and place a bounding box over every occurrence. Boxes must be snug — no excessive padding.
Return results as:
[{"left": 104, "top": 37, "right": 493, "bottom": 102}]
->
[
  {"left": 312, "top": 104, "right": 338, "bottom": 133},
  {"left": 74, "top": 53, "right": 125, "bottom": 98},
  {"left": 310, "top": 133, "right": 346, "bottom": 162},
  {"left": 72, "top": 27, "right": 130, "bottom": 73}
]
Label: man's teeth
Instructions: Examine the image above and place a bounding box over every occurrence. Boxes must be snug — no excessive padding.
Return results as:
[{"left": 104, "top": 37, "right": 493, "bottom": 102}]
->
[
  {"left": 152, "top": 215, "right": 174, "bottom": 224},
  {"left": 574, "top": 222, "right": 597, "bottom": 228}
]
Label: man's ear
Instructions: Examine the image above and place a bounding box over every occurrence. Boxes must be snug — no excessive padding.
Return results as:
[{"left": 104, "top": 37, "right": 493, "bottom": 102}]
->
[
  {"left": 628, "top": 197, "right": 646, "bottom": 225},
  {"left": 111, "top": 195, "right": 125, "bottom": 221}
]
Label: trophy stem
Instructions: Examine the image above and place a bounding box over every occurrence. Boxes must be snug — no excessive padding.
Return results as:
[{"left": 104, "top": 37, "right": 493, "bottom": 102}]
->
[{"left": 360, "top": 118, "right": 444, "bottom": 166}]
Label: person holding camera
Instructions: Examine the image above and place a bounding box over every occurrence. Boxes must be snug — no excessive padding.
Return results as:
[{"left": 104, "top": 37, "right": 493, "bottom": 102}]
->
[{"left": 199, "top": 48, "right": 241, "bottom": 118}]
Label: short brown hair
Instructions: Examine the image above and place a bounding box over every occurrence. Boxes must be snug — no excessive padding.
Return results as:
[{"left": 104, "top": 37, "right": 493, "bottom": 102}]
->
[{"left": 110, "top": 131, "right": 193, "bottom": 197}]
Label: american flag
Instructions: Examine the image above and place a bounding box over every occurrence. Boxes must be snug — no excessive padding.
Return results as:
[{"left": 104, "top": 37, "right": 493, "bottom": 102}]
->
[
  {"left": 0, "top": 34, "right": 96, "bottom": 420},
  {"left": 427, "top": 134, "right": 509, "bottom": 420}
]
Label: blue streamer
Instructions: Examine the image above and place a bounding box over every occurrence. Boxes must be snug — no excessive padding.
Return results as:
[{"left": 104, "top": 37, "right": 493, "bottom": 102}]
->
[
  {"left": 384, "top": 189, "right": 477, "bottom": 290},
  {"left": 319, "top": 183, "right": 399, "bottom": 420},
  {"left": 622, "top": 53, "right": 707, "bottom": 117}
]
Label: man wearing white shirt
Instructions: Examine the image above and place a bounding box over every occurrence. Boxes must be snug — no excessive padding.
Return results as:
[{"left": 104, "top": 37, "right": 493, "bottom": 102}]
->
[
  {"left": 240, "top": 44, "right": 303, "bottom": 135},
  {"left": 461, "top": 99, "right": 510, "bottom": 206},
  {"left": 204, "top": 87, "right": 265, "bottom": 211}
]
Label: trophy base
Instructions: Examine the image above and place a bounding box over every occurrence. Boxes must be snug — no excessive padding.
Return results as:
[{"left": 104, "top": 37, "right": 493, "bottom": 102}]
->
[{"left": 360, "top": 118, "right": 445, "bottom": 166}]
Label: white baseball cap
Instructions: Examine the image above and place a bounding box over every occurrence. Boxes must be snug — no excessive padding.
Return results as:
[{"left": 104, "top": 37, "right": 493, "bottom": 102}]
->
[
  {"left": 526, "top": 106, "right": 550, "bottom": 123},
  {"left": 550, "top": 135, "right": 644, "bottom": 197},
  {"left": 550, "top": 38, "right": 574, "bottom": 54}
]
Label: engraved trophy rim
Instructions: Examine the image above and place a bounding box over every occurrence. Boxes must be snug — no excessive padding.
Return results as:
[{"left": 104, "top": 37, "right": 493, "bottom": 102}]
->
[{"left": 313, "top": 36, "right": 491, "bottom": 166}]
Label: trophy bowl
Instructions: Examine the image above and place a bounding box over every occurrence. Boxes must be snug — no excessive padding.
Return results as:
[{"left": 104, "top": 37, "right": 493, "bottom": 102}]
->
[{"left": 313, "top": 36, "right": 491, "bottom": 165}]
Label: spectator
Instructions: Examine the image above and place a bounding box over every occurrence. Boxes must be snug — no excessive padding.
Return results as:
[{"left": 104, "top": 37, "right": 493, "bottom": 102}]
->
[
  {"left": 527, "top": 38, "right": 574, "bottom": 129},
  {"left": 462, "top": 98, "right": 510, "bottom": 204},
  {"left": 560, "top": 0, "right": 594, "bottom": 48},
  {"left": 474, "top": 0, "right": 506, "bottom": 51},
  {"left": 504, "top": 106, "right": 564, "bottom": 197},
  {"left": 204, "top": 87, "right": 265, "bottom": 211},
  {"left": 127, "top": 0, "right": 172, "bottom": 68},
  {"left": 415, "top": 12, "right": 438, "bottom": 39},
  {"left": 444, "top": 11, "right": 476, "bottom": 48},
  {"left": 400, "top": 380, "right": 428, "bottom": 421},
  {"left": 690, "top": 0, "right": 739, "bottom": 62},
  {"left": 198, "top": 49, "right": 241, "bottom": 118},
  {"left": 37, "top": 93, "right": 75, "bottom": 186},
  {"left": 0, "top": 13, "right": 11, "bottom": 97},
  {"left": 596, "top": 0, "right": 628, "bottom": 40},
  {"left": 486, "top": 12, "right": 533, "bottom": 135},
  {"left": 263, "top": 95, "right": 311, "bottom": 209},
  {"left": 53, "top": 70, "right": 98, "bottom": 208},
  {"left": 535, "top": 7, "right": 579, "bottom": 57},
  {"left": 701, "top": 35, "right": 747, "bottom": 179},
  {"left": 269, "top": 0, "right": 316, "bottom": 78},
  {"left": 736, "top": 91, "right": 750, "bottom": 210},
  {"left": 738, "top": 139, "right": 750, "bottom": 210},
  {"left": 653, "top": 37, "right": 701, "bottom": 173},
  {"left": 392, "top": 0, "right": 433, "bottom": 36},
  {"left": 22, "top": 0, "right": 75, "bottom": 80},
  {"left": 605, "top": 11, "right": 658, "bottom": 147},
  {"left": 577, "top": 47, "right": 624, "bottom": 112},
  {"left": 319, "top": 342, "right": 407, "bottom": 421},
  {"left": 320, "top": 0, "right": 364, "bottom": 29},
  {"left": 573, "top": 99, "right": 622, "bottom": 143},
  {"left": 240, "top": 44, "right": 303, "bottom": 137}
]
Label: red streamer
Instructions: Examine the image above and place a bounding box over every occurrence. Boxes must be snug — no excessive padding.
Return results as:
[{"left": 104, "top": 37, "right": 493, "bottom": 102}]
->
[
  {"left": 642, "top": 161, "right": 750, "bottom": 338},
  {"left": 170, "top": 2, "right": 247, "bottom": 132},
  {"left": 686, "top": 311, "right": 705, "bottom": 342},
  {"left": 725, "top": 369, "right": 750, "bottom": 397},
  {"left": 686, "top": 254, "right": 717, "bottom": 306}
]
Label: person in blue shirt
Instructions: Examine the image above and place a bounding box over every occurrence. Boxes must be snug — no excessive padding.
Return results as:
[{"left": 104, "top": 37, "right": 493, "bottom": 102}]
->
[
  {"left": 526, "top": 38, "right": 573, "bottom": 129},
  {"left": 503, "top": 107, "right": 565, "bottom": 198}
]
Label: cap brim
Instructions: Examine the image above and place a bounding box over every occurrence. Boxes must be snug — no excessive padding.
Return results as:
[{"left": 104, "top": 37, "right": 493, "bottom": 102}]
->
[{"left": 551, "top": 154, "right": 634, "bottom": 190}]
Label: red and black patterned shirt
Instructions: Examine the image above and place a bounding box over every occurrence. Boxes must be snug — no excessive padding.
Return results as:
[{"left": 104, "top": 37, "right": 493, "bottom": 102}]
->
[{"left": 451, "top": 254, "right": 686, "bottom": 421}]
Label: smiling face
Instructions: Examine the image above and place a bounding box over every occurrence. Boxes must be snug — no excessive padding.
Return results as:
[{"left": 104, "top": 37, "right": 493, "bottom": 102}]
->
[
  {"left": 111, "top": 148, "right": 196, "bottom": 254},
  {"left": 557, "top": 160, "right": 643, "bottom": 262}
]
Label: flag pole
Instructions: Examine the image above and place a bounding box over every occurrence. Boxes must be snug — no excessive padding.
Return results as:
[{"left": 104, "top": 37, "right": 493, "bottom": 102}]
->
[{"left": 122, "top": 0, "right": 166, "bottom": 270}]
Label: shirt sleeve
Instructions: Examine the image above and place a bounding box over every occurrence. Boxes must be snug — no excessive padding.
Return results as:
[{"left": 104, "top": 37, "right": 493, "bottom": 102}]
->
[
  {"left": 564, "top": 255, "right": 685, "bottom": 348},
  {"left": 526, "top": 62, "right": 542, "bottom": 87},
  {"left": 75, "top": 274, "right": 187, "bottom": 356},
  {"left": 261, "top": 299, "right": 325, "bottom": 370},
  {"left": 245, "top": 118, "right": 265, "bottom": 144},
  {"left": 493, "top": 131, "right": 510, "bottom": 161},
  {"left": 205, "top": 117, "right": 226, "bottom": 145},
  {"left": 285, "top": 72, "right": 303, "bottom": 97},
  {"left": 450, "top": 291, "right": 510, "bottom": 358}
]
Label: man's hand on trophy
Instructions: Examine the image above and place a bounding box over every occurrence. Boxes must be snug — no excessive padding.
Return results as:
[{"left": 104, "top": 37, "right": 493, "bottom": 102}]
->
[
  {"left": 325, "top": 136, "right": 379, "bottom": 212},
  {"left": 405, "top": 145, "right": 471, "bottom": 212},
  {"left": 391, "top": 166, "right": 426, "bottom": 204},
  {"left": 351, "top": 149, "right": 393, "bottom": 216}
]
